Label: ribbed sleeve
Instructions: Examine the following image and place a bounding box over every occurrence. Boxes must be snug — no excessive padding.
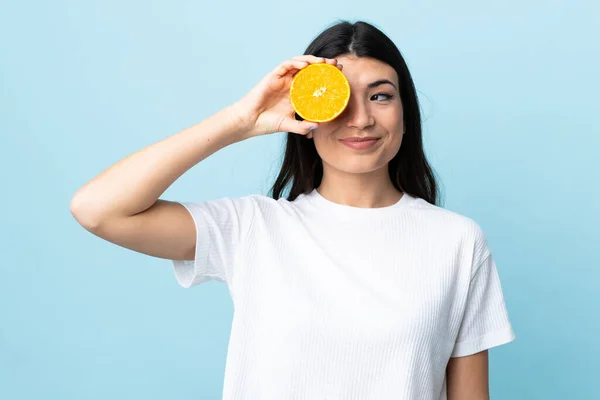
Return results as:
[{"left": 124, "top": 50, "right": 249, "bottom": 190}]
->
[
  {"left": 171, "top": 196, "right": 256, "bottom": 289},
  {"left": 451, "top": 252, "right": 515, "bottom": 357}
]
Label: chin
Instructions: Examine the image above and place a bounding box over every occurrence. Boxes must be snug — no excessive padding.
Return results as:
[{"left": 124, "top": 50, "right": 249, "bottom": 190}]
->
[{"left": 329, "top": 160, "right": 388, "bottom": 175}]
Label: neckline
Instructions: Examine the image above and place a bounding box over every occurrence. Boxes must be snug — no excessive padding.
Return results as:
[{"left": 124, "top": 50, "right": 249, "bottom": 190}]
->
[{"left": 302, "top": 188, "right": 413, "bottom": 219}]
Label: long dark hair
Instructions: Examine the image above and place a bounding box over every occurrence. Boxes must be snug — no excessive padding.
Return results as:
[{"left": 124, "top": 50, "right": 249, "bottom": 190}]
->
[{"left": 269, "top": 20, "right": 441, "bottom": 206}]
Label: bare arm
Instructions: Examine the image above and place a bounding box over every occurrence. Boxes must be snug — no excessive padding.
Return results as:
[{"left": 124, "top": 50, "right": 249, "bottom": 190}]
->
[
  {"left": 70, "top": 55, "right": 336, "bottom": 262},
  {"left": 70, "top": 105, "right": 250, "bottom": 260},
  {"left": 446, "top": 350, "right": 489, "bottom": 400}
]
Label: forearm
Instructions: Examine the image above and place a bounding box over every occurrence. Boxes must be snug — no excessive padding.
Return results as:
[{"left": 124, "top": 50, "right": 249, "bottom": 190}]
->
[{"left": 70, "top": 104, "right": 249, "bottom": 225}]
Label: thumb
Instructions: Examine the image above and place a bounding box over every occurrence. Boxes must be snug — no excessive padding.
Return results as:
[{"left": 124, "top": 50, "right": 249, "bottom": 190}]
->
[{"left": 279, "top": 117, "right": 318, "bottom": 136}]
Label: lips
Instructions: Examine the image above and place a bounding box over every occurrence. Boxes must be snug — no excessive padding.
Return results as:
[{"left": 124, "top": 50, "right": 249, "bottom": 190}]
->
[
  {"left": 339, "top": 137, "right": 380, "bottom": 150},
  {"left": 339, "top": 137, "right": 380, "bottom": 142}
]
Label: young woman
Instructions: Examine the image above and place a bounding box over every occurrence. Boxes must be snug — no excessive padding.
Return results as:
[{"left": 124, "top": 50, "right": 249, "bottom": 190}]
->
[{"left": 71, "top": 20, "right": 515, "bottom": 400}]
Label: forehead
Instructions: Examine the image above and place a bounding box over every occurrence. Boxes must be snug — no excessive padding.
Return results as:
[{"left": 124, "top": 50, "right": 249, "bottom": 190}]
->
[{"left": 336, "top": 56, "right": 398, "bottom": 89}]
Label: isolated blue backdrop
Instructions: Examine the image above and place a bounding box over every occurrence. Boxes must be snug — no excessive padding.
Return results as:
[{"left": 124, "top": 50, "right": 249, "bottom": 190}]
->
[{"left": 1, "top": 0, "right": 598, "bottom": 399}]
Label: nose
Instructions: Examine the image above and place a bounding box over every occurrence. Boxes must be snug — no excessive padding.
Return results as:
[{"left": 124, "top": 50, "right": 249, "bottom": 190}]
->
[{"left": 343, "top": 96, "right": 375, "bottom": 130}]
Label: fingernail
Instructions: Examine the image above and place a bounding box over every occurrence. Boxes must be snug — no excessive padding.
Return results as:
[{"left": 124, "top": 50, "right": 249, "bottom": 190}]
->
[{"left": 309, "top": 125, "right": 318, "bottom": 131}]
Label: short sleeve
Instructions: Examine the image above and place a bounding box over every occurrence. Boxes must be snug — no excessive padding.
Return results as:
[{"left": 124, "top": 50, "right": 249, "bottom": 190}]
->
[
  {"left": 451, "top": 237, "right": 516, "bottom": 357},
  {"left": 171, "top": 195, "right": 256, "bottom": 289}
]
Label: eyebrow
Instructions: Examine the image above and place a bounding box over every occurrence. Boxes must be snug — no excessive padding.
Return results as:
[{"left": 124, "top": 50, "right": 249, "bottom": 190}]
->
[{"left": 367, "top": 79, "right": 397, "bottom": 90}]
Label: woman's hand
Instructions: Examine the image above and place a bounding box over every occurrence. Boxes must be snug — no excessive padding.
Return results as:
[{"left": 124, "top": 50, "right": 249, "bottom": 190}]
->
[{"left": 230, "top": 55, "right": 342, "bottom": 139}]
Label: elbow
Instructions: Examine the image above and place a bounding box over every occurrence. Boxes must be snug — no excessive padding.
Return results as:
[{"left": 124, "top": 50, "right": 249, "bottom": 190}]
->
[{"left": 70, "top": 190, "right": 103, "bottom": 232}]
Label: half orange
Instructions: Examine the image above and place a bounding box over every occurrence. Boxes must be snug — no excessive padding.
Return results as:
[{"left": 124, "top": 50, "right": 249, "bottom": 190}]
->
[{"left": 290, "top": 63, "right": 351, "bottom": 123}]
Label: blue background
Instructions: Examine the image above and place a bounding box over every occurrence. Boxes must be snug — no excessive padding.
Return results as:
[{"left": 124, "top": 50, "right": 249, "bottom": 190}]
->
[{"left": 1, "top": 0, "right": 598, "bottom": 398}]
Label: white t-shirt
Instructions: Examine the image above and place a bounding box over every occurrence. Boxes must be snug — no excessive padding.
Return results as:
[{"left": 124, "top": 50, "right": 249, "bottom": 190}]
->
[{"left": 171, "top": 189, "right": 515, "bottom": 400}]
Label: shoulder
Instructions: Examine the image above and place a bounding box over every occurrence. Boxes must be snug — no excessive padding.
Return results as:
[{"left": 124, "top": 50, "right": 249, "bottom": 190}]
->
[
  {"left": 409, "top": 197, "right": 490, "bottom": 261},
  {"left": 411, "top": 197, "right": 486, "bottom": 236},
  {"left": 181, "top": 192, "right": 305, "bottom": 218},
  {"left": 189, "top": 193, "right": 302, "bottom": 221}
]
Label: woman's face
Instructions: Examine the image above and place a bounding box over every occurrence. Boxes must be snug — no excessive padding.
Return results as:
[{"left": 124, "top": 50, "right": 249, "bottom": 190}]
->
[{"left": 309, "top": 55, "right": 405, "bottom": 176}]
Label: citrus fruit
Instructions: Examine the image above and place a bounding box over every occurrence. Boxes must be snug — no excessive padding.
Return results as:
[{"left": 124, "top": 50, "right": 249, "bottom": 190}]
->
[{"left": 289, "top": 63, "right": 351, "bottom": 123}]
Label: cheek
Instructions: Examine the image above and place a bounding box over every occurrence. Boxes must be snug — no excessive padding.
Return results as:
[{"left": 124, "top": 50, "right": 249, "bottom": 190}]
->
[
  {"left": 386, "top": 114, "right": 405, "bottom": 145},
  {"left": 391, "top": 134, "right": 403, "bottom": 154},
  {"left": 389, "top": 108, "right": 404, "bottom": 130},
  {"left": 311, "top": 125, "right": 337, "bottom": 146},
  {"left": 311, "top": 131, "right": 343, "bottom": 163},
  {"left": 389, "top": 126, "right": 405, "bottom": 149}
]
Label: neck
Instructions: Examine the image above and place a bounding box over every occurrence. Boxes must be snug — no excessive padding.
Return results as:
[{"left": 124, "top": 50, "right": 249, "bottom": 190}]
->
[{"left": 317, "top": 166, "right": 402, "bottom": 208}]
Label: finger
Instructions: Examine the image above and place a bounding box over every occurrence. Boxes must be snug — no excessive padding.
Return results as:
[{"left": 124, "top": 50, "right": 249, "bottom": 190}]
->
[
  {"left": 279, "top": 116, "right": 319, "bottom": 135},
  {"left": 292, "top": 55, "right": 338, "bottom": 66},
  {"left": 273, "top": 59, "right": 309, "bottom": 78},
  {"left": 321, "top": 58, "right": 338, "bottom": 66}
]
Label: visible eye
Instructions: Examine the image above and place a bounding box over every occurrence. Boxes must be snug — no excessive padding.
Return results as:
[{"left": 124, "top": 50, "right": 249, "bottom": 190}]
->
[{"left": 371, "top": 93, "right": 394, "bottom": 101}]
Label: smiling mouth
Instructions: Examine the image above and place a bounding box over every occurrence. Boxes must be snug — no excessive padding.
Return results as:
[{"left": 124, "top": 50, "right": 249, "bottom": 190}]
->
[
  {"left": 339, "top": 137, "right": 381, "bottom": 142},
  {"left": 339, "top": 138, "right": 380, "bottom": 150}
]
